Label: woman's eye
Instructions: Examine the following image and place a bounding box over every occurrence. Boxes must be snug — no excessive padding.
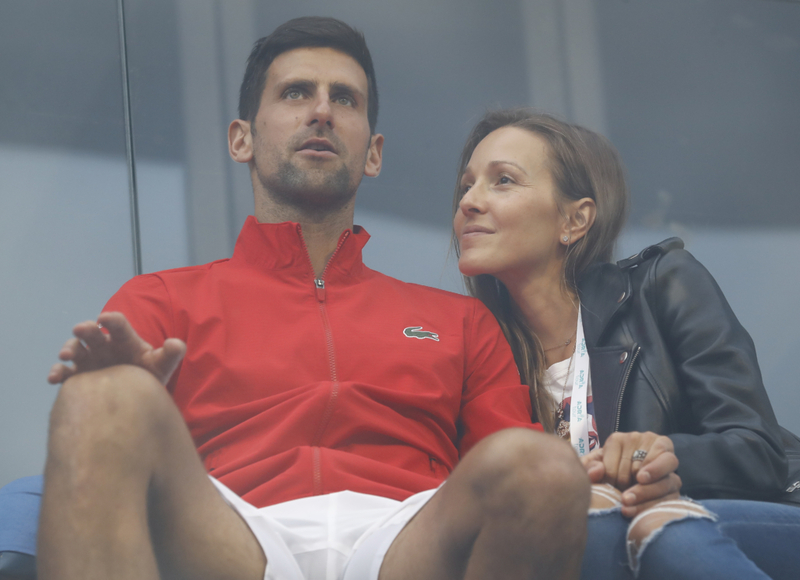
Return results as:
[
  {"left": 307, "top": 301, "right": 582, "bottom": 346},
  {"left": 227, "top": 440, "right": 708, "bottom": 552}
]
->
[
  {"left": 462, "top": 184, "right": 472, "bottom": 193},
  {"left": 498, "top": 175, "right": 513, "bottom": 185}
]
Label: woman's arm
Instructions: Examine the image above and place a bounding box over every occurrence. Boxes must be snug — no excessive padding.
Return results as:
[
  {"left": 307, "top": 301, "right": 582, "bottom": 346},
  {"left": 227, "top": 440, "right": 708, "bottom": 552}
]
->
[{"left": 649, "top": 248, "right": 787, "bottom": 499}]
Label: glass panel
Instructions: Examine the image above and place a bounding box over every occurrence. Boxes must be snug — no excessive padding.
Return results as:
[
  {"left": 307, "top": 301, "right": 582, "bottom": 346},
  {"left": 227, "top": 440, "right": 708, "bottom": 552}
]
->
[
  {"left": 594, "top": 0, "right": 800, "bottom": 434},
  {"left": 0, "top": 1, "right": 135, "bottom": 486},
  {"left": 123, "top": 0, "right": 800, "bottom": 435}
]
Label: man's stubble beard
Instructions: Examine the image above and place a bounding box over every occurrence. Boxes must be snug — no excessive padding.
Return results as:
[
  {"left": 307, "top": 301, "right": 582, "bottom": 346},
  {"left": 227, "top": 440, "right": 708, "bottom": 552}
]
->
[
  {"left": 262, "top": 159, "right": 358, "bottom": 216},
  {"left": 255, "top": 135, "right": 362, "bottom": 221}
]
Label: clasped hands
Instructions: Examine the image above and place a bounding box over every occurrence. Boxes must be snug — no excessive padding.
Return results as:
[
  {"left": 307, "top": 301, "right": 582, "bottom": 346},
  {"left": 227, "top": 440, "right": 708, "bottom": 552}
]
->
[
  {"left": 582, "top": 431, "right": 682, "bottom": 518},
  {"left": 47, "top": 312, "right": 186, "bottom": 386}
]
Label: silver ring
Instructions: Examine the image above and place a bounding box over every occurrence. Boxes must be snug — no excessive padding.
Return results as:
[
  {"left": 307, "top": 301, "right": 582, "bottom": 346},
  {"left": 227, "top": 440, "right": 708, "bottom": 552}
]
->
[{"left": 632, "top": 449, "right": 647, "bottom": 462}]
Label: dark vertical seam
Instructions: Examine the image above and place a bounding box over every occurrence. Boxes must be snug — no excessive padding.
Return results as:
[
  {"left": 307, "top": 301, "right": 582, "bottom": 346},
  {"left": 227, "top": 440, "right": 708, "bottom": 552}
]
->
[
  {"left": 213, "top": 0, "right": 238, "bottom": 253},
  {"left": 117, "top": 0, "right": 142, "bottom": 276}
]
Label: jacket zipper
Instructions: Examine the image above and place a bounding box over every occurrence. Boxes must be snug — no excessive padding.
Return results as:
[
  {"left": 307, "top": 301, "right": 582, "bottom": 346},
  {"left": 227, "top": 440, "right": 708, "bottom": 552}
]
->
[
  {"left": 614, "top": 345, "right": 641, "bottom": 433},
  {"left": 298, "top": 225, "right": 350, "bottom": 494}
]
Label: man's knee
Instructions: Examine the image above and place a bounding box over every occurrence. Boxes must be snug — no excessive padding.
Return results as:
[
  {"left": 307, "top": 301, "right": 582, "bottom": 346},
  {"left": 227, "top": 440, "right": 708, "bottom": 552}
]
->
[
  {"left": 48, "top": 365, "right": 169, "bottom": 460},
  {"left": 463, "top": 428, "right": 589, "bottom": 515}
]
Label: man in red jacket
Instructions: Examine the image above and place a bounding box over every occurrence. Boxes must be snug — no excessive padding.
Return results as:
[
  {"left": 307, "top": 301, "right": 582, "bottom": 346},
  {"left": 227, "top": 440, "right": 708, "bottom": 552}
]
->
[{"left": 38, "top": 16, "right": 661, "bottom": 580}]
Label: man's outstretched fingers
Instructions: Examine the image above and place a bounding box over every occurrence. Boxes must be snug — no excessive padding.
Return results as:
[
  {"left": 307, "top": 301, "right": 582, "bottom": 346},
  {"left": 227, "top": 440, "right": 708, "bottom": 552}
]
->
[
  {"left": 72, "top": 321, "right": 109, "bottom": 353},
  {"left": 96, "top": 311, "right": 142, "bottom": 343},
  {"left": 48, "top": 362, "right": 74, "bottom": 384},
  {"left": 149, "top": 338, "right": 187, "bottom": 384},
  {"left": 58, "top": 337, "right": 88, "bottom": 364}
]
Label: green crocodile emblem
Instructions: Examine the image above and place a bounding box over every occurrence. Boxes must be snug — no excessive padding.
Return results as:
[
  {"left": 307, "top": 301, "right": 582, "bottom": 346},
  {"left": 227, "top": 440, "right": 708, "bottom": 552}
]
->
[{"left": 403, "top": 326, "right": 440, "bottom": 341}]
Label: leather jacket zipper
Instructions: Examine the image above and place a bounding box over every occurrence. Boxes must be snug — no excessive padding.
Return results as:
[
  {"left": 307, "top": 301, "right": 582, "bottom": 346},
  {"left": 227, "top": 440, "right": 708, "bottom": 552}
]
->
[{"left": 614, "top": 345, "right": 641, "bottom": 433}]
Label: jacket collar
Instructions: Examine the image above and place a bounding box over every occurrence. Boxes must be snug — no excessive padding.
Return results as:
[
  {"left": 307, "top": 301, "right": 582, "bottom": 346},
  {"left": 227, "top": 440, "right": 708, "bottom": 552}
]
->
[
  {"left": 230, "top": 215, "right": 370, "bottom": 282},
  {"left": 577, "top": 261, "right": 631, "bottom": 346}
]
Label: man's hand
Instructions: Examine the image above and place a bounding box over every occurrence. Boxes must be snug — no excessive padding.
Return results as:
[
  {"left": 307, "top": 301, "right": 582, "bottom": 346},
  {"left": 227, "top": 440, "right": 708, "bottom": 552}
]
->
[
  {"left": 582, "top": 431, "right": 681, "bottom": 518},
  {"left": 47, "top": 311, "right": 186, "bottom": 386}
]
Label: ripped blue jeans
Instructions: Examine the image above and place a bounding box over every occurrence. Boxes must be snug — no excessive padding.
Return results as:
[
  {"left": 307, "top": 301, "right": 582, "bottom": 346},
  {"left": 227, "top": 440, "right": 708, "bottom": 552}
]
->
[{"left": 582, "top": 498, "right": 800, "bottom": 580}]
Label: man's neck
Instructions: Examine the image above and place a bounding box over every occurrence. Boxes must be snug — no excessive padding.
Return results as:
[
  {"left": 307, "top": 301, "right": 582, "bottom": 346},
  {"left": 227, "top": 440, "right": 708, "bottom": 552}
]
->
[{"left": 254, "top": 200, "right": 355, "bottom": 278}]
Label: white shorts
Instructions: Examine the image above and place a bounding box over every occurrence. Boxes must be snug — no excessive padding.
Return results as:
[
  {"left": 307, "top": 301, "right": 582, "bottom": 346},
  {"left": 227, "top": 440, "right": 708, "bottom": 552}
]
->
[{"left": 211, "top": 478, "right": 439, "bottom": 580}]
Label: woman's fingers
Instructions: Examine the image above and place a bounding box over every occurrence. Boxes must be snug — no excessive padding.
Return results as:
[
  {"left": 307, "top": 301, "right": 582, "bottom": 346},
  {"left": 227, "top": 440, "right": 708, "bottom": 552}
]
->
[
  {"left": 621, "top": 472, "right": 682, "bottom": 518},
  {"left": 603, "top": 432, "right": 644, "bottom": 489},
  {"left": 637, "top": 437, "right": 677, "bottom": 484},
  {"left": 601, "top": 432, "right": 673, "bottom": 490}
]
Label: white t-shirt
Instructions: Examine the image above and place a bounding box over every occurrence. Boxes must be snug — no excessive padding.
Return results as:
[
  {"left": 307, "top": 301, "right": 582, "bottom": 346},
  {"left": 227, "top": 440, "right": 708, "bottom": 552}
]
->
[{"left": 543, "top": 355, "right": 600, "bottom": 453}]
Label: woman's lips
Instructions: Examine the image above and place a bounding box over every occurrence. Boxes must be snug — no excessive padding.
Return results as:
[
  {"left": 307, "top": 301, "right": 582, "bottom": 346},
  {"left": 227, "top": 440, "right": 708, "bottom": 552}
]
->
[{"left": 461, "top": 225, "right": 494, "bottom": 238}]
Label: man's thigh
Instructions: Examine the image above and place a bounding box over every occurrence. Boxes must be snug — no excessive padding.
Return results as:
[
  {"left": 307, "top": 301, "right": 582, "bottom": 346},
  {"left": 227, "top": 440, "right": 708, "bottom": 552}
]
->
[
  {"left": 376, "top": 429, "right": 588, "bottom": 580},
  {"left": 42, "top": 365, "right": 267, "bottom": 580},
  {"left": 131, "top": 382, "right": 267, "bottom": 580}
]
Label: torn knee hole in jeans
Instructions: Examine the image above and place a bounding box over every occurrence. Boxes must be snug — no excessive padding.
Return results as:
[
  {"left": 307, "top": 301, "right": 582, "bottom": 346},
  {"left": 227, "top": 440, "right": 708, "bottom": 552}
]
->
[
  {"left": 626, "top": 499, "right": 716, "bottom": 576},
  {"left": 588, "top": 483, "right": 623, "bottom": 515}
]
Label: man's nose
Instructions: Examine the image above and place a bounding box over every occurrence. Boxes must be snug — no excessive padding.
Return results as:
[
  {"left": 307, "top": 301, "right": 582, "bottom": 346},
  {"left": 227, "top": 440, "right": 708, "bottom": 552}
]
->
[{"left": 308, "top": 93, "right": 334, "bottom": 129}]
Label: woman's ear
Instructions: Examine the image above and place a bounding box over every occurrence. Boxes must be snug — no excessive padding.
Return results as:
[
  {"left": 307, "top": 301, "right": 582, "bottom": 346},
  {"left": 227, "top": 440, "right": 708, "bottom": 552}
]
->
[{"left": 561, "top": 197, "right": 597, "bottom": 244}]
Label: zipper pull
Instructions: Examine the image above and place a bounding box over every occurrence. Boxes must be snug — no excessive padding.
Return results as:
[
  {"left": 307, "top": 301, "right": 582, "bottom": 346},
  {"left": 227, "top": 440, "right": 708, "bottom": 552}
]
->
[{"left": 314, "top": 279, "right": 326, "bottom": 302}]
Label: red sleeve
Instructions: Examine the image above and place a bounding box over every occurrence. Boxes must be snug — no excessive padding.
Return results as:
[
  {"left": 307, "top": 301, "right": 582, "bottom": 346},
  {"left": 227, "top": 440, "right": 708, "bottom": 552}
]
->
[
  {"left": 458, "top": 300, "right": 543, "bottom": 456},
  {"left": 102, "top": 274, "right": 181, "bottom": 391},
  {"left": 102, "top": 274, "right": 175, "bottom": 347}
]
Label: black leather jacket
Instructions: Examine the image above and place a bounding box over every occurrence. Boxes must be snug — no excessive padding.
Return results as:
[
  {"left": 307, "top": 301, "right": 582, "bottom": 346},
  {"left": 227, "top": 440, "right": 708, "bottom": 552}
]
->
[{"left": 577, "top": 238, "right": 791, "bottom": 501}]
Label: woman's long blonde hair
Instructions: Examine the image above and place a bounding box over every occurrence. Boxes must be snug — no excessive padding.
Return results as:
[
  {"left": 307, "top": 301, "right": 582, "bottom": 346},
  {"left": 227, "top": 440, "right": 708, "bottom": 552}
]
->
[{"left": 453, "top": 109, "right": 629, "bottom": 431}]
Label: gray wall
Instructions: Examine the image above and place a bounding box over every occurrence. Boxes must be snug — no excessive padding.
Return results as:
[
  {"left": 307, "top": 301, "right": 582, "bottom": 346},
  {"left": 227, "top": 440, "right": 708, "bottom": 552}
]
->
[{"left": 2, "top": 0, "right": 799, "bottom": 488}]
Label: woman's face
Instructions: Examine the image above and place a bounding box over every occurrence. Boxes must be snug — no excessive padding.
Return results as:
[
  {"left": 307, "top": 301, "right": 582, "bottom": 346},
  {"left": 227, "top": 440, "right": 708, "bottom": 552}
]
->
[{"left": 454, "top": 126, "right": 567, "bottom": 285}]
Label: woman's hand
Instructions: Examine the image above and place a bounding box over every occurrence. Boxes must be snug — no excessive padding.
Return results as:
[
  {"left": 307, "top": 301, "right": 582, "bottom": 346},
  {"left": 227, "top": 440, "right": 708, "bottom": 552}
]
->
[{"left": 582, "top": 431, "right": 682, "bottom": 518}]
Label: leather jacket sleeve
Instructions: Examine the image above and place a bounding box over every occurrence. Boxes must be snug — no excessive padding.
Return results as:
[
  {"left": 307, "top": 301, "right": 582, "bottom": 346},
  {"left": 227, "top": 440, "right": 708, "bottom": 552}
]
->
[{"left": 644, "top": 248, "right": 787, "bottom": 499}]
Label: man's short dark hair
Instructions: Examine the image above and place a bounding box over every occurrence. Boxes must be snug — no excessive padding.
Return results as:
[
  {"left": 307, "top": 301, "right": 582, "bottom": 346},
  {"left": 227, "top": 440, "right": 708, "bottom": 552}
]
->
[{"left": 238, "top": 16, "right": 379, "bottom": 134}]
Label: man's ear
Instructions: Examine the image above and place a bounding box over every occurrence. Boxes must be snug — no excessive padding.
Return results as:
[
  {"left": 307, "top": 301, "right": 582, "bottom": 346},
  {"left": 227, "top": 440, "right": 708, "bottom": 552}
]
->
[
  {"left": 229, "top": 119, "right": 253, "bottom": 163},
  {"left": 562, "top": 197, "right": 597, "bottom": 244},
  {"left": 363, "top": 133, "right": 384, "bottom": 178}
]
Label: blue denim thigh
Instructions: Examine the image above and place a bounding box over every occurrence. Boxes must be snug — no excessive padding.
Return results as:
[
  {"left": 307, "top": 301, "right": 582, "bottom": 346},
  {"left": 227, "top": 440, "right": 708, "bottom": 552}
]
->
[
  {"left": 582, "top": 501, "right": 780, "bottom": 580},
  {"left": 632, "top": 504, "right": 770, "bottom": 580},
  {"left": 699, "top": 499, "right": 800, "bottom": 580},
  {"left": 581, "top": 508, "right": 633, "bottom": 580}
]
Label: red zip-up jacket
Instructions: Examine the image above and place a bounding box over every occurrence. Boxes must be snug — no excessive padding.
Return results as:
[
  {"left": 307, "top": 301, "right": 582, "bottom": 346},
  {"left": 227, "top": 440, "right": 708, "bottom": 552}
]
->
[{"left": 104, "top": 216, "right": 539, "bottom": 508}]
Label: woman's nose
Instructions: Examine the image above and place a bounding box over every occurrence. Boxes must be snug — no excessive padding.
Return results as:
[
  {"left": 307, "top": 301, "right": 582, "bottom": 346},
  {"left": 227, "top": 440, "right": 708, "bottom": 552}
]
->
[{"left": 459, "top": 184, "right": 485, "bottom": 214}]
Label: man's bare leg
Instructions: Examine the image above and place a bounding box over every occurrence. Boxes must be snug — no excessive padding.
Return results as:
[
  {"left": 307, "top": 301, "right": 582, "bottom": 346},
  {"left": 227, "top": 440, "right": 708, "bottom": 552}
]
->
[
  {"left": 380, "top": 429, "right": 589, "bottom": 580},
  {"left": 38, "top": 365, "right": 266, "bottom": 580}
]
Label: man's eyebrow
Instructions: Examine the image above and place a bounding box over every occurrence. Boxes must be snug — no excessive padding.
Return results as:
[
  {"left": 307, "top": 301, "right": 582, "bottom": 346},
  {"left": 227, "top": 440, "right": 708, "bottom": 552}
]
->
[
  {"left": 276, "top": 78, "right": 316, "bottom": 94},
  {"left": 329, "top": 82, "right": 366, "bottom": 103},
  {"left": 273, "top": 79, "right": 366, "bottom": 104}
]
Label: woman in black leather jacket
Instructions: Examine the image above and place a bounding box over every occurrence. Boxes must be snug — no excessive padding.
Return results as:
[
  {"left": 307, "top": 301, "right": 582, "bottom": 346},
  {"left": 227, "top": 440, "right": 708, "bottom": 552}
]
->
[{"left": 452, "top": 108, "right": 800, "bottom": 579}]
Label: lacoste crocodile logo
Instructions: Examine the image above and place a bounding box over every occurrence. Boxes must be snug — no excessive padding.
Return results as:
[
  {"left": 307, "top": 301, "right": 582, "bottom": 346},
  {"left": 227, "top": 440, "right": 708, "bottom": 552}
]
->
[{"left": 403, "top": 326, "right": 440, "bottom": 341}]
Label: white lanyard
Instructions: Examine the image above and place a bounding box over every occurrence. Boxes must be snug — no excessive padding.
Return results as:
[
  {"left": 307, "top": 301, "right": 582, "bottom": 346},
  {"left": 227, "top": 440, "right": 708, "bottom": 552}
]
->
[{"left": 569, "top": 308, "right": 591, "bottom": 457}]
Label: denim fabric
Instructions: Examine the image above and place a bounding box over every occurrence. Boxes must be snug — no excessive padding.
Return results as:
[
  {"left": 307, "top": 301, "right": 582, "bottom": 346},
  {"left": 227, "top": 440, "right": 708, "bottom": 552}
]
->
[
  {"left": 0, "top": 475, "right": 42, "bottom": 556},
  {"left": 582, "top": 499, "right": 800, "bottom": 580},
  {"left": 699, "top": 499, "right": 800, "bottom": 580}
]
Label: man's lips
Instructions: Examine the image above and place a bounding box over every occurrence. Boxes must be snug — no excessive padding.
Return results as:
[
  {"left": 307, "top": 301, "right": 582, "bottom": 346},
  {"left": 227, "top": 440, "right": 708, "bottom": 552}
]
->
[{"left": 297, "top": 138, "right": 337, "bottom": 155}]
